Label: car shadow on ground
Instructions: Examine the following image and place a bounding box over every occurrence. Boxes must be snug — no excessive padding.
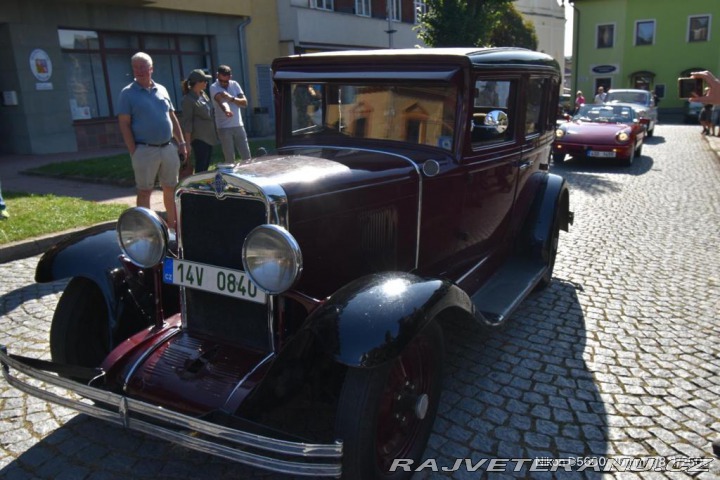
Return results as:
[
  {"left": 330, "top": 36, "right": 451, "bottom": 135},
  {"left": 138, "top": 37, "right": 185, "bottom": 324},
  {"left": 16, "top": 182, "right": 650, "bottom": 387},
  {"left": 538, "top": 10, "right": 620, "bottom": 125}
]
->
[
  {"left": 0, "top": 413, "right": 295, "bottom": 480},
  {"left": 419, "top": 279, "right": 608, "bottom": 478},
  {"left": 642, "top": 135, "right": 665, "bottom": 146},
  {"left": 550, "top": 154, "right": 654, "bottom": 198}
]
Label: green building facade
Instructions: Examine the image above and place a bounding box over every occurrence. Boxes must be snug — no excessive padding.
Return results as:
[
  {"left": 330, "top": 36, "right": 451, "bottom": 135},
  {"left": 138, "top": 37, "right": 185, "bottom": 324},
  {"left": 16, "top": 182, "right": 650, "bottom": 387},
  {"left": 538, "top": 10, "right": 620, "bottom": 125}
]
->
[{"left": 570, "top": 0, "right": 720, "bottom": 115}]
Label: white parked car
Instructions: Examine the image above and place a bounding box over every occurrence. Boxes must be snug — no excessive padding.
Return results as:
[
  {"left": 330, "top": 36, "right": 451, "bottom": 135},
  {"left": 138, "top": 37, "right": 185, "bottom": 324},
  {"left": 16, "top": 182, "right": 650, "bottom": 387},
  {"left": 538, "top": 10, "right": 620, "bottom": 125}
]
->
[{"left": 605, "top": 89, "right": 658, "bottom": 137}]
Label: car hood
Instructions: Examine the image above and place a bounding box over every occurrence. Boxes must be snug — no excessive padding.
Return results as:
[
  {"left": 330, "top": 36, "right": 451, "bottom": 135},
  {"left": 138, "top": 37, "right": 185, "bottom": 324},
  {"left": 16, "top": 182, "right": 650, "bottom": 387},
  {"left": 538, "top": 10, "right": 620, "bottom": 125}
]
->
[
  {"left": 178, "top": 148, "right": 423, "bottom": 297},
  {"left": 194, "top": 148, "right": 419, "bottom": 200},
  {"left": 559, "top": 122, "right": 631, "bottom": 141}
]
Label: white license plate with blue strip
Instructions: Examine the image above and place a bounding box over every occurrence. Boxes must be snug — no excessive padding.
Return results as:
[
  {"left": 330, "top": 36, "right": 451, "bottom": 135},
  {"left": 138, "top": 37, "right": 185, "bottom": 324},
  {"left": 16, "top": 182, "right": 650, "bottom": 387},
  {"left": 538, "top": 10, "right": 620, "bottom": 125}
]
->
[{"left": 163, "top": 258, "right": 267, "bottom": 304}]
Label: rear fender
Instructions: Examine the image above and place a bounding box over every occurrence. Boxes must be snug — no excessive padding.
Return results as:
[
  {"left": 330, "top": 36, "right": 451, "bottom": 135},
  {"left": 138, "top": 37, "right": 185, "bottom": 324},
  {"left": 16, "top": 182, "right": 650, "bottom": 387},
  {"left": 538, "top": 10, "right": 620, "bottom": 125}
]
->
[
  {"left": 522, "top": 173, "right": 572, "bottom": 260},
  {"left": 304, "top": 272, "right": 475, "bottom": 368}
]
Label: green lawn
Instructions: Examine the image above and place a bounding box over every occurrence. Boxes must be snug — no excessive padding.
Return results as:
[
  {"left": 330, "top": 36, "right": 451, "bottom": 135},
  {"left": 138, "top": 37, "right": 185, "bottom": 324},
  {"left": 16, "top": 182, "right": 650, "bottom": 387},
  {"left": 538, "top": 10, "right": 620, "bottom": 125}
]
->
[
  {"left": 2, "top": 138, "right": 277, "bottom": 245},
  {"left": 0, "top": 192, "right": 127, "bottom": 245},
  {"left": 25, "top": 138, "right": 277, "bottom": 186}
]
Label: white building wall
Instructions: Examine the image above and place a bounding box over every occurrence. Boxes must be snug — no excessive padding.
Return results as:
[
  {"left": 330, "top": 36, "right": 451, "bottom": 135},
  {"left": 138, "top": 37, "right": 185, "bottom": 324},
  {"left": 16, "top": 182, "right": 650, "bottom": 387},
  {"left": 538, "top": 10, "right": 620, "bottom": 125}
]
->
[
  {"left": 514, "top": 0, "right": 566, "bottom": 64},
  {"left": 277, "top": 0, "right": 425, "bottom": 53}
]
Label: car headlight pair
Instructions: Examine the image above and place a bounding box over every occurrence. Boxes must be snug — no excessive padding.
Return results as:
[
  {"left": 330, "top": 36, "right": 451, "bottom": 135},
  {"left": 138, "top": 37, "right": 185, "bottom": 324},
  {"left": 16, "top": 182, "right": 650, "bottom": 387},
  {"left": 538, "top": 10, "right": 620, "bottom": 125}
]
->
[{"left": 117, "top": 208, "right": 302, "bottom": 294}]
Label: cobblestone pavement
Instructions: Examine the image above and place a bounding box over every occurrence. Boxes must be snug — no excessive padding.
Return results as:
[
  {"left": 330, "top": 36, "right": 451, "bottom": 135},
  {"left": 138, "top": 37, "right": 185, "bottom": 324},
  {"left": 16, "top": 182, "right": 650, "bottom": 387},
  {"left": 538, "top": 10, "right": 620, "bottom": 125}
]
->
[{"left": 1, "top": 125, "right": 719, "bottom": 479}]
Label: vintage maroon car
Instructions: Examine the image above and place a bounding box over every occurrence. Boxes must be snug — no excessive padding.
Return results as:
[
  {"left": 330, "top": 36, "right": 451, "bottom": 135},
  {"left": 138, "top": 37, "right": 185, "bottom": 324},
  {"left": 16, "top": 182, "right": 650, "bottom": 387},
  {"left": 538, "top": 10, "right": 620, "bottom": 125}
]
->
[
  {"left": 1, "top": 48, "right": 572, "bottom": 479},
  {"left": 552, "top": 103, "right": 645, "bottom": 166}
]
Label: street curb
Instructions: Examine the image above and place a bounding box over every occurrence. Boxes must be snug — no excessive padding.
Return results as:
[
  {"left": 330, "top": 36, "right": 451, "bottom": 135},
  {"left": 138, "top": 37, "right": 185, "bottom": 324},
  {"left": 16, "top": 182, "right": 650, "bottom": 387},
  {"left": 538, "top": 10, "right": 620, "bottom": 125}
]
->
[{"left": 0, "top": 221, "right": 116, "bottom": 265}]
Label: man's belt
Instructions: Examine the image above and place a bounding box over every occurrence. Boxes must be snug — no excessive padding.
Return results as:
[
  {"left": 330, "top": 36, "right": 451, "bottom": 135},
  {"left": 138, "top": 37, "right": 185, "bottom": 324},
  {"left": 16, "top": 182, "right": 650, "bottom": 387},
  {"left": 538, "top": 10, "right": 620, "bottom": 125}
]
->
[{"left": 136, "top": 141, "right": 172, "bottom": 147}]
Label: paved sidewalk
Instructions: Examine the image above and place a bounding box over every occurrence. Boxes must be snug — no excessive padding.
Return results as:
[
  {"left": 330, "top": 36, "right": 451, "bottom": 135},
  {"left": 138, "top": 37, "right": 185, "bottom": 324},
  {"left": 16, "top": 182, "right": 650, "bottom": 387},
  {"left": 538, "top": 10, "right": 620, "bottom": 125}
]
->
[{"left": 0, "top": 148, "right": 167, "bottom": 263}]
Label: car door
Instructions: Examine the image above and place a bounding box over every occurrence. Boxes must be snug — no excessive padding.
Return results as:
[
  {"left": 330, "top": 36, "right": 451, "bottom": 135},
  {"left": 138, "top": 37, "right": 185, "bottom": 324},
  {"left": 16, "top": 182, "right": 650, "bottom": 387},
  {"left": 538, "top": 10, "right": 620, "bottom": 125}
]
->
[
  {"left": 513, "top": 75, "right": 557, "bottom": 237},
  {"left": 427, "top": 76, "right": 522, "bottom": 292}
]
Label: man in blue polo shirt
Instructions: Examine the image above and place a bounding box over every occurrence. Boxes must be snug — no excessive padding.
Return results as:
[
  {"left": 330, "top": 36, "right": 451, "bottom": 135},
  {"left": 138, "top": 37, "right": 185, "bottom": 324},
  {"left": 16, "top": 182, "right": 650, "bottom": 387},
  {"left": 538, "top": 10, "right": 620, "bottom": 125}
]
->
[{"left": 118, "top": 51, "right": 187, "bottom": 230}]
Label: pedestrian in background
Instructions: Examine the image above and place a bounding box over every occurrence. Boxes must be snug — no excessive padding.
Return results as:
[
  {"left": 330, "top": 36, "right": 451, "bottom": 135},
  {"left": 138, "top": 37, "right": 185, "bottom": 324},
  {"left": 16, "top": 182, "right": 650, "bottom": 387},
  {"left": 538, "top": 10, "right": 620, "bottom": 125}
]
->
[
  {"left": 594, "top": 86, "right": 606, "bottom": 104},
  {"left": 117, "top": 52, "right": 187, "bottom": 230},
  {"left": 180, "top": 69, "right": 217, "bottom": 174},
  {"left": 700, "top": 102, "right": 713, "bottom": 135},
  {"left": 712, "top": 104, "right": 720, "bottom": 136},
  {"left": 210, "top": 65, "right": 251, "bottom": 163},
  {"left": 574, "top": 90, "right": 585, "bottom": 113},
  {"left": 0, "top": 177, "right": 9, "bottom": 220}
]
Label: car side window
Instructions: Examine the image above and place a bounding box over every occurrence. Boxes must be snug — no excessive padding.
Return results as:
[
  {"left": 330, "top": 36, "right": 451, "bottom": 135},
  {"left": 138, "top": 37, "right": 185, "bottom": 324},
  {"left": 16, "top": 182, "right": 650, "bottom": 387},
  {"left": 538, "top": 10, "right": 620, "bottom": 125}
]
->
[
  {"left": 471, "top": 79, "right": 514, "bottom": 146},
  {"left": 525, "top": 77, "right": 545, "bottom": 136}
]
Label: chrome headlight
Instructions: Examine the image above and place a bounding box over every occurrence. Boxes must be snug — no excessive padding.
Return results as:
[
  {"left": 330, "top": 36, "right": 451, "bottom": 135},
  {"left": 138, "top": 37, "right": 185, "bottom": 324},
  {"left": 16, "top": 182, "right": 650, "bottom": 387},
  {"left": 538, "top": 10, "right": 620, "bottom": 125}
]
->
[
  {"left": 555, "top": 129, "right": 566, "bottom": 138},
  {"left": 616, "top": 131, "right": 630, "bottom": 142},
  {"left": 242, "top": 225, "right": 302, "bottom": 294},
  {"left": 117, "top": 207, "right": 168, "bottom": 267}
]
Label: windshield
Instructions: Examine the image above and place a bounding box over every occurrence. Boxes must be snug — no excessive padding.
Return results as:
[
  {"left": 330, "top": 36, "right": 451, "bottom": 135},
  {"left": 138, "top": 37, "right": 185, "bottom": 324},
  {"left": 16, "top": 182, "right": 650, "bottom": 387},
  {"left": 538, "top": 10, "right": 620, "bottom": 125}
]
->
[
  {"left": 573, "top": 105, "right": 636, "bottom": 124},
  {"left": 287, "top": 82, "right": 458, "bottom": 151},
  {"left": 605, "top": 91, "right": 649, "bottom": 105}
]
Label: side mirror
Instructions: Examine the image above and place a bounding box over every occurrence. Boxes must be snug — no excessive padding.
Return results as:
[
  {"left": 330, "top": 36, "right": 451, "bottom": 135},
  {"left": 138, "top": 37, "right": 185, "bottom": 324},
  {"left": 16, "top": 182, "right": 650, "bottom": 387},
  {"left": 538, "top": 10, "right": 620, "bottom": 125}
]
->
[{"left": 484, "top": 110, "right": 508, "bottom": 134}]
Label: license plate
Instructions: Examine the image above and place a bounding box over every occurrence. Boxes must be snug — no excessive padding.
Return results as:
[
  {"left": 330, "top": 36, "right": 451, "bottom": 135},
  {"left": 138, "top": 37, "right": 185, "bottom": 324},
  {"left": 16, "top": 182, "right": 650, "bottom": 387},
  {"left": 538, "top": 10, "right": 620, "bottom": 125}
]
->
[
  {"left": 587, "top": 150, "right": 615, "bottom": 158},
  {"left": 163, "top": 258, "right": 267, "bottom": 304}
]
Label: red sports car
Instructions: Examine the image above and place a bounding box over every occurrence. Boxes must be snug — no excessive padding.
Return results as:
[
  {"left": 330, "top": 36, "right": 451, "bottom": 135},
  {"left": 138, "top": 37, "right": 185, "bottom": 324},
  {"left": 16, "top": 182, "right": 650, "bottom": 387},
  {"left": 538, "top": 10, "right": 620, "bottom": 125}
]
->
[{"left": 553, "top": 103, "right": 645, "bottom": 166}]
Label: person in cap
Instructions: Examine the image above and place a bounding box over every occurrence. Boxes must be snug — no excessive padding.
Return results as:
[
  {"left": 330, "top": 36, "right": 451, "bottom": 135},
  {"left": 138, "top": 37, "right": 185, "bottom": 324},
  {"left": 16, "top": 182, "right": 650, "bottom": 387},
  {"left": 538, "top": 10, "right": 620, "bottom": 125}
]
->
[
  {"left": 180, "top": 69, "right": 218, "bottom": 174},
  {"left": 117, "top": 51, "right": 186, "bottom": 230},
  {"left": 209, "top": 65, "right": 251, "bottom": 163}
]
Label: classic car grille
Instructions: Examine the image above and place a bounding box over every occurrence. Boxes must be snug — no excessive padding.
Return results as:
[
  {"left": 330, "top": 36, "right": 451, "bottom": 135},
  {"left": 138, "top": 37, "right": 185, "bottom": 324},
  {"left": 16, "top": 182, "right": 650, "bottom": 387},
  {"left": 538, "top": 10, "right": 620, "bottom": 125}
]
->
[{"left": 179, "top": 193, "right": 270, "bottom": 351}]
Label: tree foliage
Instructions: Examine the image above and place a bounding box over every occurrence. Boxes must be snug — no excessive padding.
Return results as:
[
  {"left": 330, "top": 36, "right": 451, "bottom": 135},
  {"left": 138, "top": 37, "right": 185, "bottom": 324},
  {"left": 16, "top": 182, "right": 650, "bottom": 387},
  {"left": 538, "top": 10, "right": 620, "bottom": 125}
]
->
[
  {"left": 488, "top": 3, "right": 538, "bottom": 50},
  {"left": 417, "top": 0, "right": 538, "bottom": 50}
]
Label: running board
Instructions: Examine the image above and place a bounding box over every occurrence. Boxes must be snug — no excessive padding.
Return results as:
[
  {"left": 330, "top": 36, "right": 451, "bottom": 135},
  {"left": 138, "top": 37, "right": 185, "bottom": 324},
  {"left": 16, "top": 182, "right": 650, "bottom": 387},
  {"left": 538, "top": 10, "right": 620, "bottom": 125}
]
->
[{"left": 470, "top": 258, "right": 547, "bottom": 327}]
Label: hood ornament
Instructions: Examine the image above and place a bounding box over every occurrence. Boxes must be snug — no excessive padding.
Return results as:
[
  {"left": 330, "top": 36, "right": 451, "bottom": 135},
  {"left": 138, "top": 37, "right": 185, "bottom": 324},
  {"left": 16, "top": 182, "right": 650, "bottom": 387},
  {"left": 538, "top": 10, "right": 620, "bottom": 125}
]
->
[{"left": 212, "top": 172, "right": 227, "bottom": 198}]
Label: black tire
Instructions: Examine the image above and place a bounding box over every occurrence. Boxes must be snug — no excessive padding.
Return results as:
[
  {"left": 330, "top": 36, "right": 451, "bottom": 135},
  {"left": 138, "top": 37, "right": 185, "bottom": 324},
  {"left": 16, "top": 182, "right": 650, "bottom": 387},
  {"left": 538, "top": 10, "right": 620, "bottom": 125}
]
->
[
  {"left": 335, "top": 320, "right": 444, "bottom": 480},
  {"left": 552, "top": 152, "right": 565, "bottom": 163},
  {"left": 536, "top": 210, "right": 561, "bottom": 290},
  {"left": 50, "top": 277, "right": 111, "bottom": 371},
  {"left": 647, "top": 126, "right": 654, "bottom": 137},
  {"left": 635, "top": 142, "right": 643, "bottom": 157}
]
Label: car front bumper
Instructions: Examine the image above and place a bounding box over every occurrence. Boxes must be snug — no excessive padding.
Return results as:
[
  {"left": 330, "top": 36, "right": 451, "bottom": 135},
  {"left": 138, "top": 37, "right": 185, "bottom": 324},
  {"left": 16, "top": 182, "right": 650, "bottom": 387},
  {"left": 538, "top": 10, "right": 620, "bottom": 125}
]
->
[
  {"left": 553, "top": 142, "right": 634, "bottom": 159},
  {"left": 0, "top": 345, "right": 343, "bottom": 478}
]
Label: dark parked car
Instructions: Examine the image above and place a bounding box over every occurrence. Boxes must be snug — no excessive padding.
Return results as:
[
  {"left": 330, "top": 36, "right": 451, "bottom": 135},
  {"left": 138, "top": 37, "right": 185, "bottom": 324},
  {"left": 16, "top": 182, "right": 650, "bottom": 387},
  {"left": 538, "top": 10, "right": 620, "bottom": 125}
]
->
[
  {"left": 604, "top": 88, "right": 658, "bottom": 137},
  {"left": 1, "top": 48, "right": 572, "bottom": 479},
  {"left": 553, "top": 103, "right": 645, "bottom": 166}
]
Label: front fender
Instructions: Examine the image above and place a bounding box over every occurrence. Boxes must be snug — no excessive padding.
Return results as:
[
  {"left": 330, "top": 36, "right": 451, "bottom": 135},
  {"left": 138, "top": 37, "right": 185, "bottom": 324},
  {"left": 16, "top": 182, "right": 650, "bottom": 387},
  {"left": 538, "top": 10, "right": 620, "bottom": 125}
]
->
[
  {"left": 305, "top": 272, "right": 474, "bottom": 368},
  {"left": 35, "top": 223, "right": 122, "bottom": 314},
  {"left": 35, "top": 223, "right": 125, "bottom": 337}
]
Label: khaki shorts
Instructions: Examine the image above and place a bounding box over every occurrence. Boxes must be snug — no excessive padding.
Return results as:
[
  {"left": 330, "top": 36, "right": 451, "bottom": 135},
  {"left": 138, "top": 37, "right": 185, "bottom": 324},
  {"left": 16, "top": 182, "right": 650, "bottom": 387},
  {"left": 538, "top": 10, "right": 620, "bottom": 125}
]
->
[{"left": 131, "top": 144, "right": 180, "bottom": 190}]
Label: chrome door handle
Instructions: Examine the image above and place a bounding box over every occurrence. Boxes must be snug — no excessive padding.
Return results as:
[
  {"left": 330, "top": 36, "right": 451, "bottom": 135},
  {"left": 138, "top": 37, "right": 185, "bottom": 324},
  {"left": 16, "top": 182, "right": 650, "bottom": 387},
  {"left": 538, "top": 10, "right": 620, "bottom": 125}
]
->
[{"left": 519, "top": 159, "right": 534, "bottom": 170}]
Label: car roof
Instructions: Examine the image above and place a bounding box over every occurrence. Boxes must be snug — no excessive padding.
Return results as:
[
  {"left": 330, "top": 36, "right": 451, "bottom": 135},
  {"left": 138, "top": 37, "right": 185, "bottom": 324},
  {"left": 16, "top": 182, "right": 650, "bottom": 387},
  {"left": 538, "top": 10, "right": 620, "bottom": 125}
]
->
[
  {"left": 607, "top": 89, "right": 650, "bottom": 95},
  {"left": 272, "top": 47, "right": 560, "bottom": 74}
]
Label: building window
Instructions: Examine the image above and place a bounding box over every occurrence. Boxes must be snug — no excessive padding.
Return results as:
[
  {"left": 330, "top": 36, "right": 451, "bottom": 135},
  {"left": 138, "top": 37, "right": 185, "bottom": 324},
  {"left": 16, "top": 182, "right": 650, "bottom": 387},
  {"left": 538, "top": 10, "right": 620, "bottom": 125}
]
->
[
  {"left": 688, "top": 15, "right": 711, "bottom": 42},
  {"left": 388, "top": 0, "right": 401, "bottom": 21},
  {"left": 414, "top": 0, "right": 428, "bottom": 24},
  {"left": 58, "top": 29, "right": 211, "bottom": 120},
  {"left": 635, "top": 20, "right": 655, "bottom": 46},
  {"left": 311, "top": 0, "right": 334, "bottom": 10},
  {"left": 355, "top": 0, "right": 370, "bottom": 17},
  {"left": 596, "top": 24, "right": 614, "bottom": 48}
]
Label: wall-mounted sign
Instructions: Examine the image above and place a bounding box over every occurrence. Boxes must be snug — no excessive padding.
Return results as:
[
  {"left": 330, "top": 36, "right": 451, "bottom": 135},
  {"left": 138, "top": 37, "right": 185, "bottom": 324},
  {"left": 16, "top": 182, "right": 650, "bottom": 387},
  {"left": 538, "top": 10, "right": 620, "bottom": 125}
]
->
[
  {"left": 591, "top": 64, "right": 618, "bottom": 74},
  {"left": 29, "top": 49, "right": 53, "bottom": 82}
]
